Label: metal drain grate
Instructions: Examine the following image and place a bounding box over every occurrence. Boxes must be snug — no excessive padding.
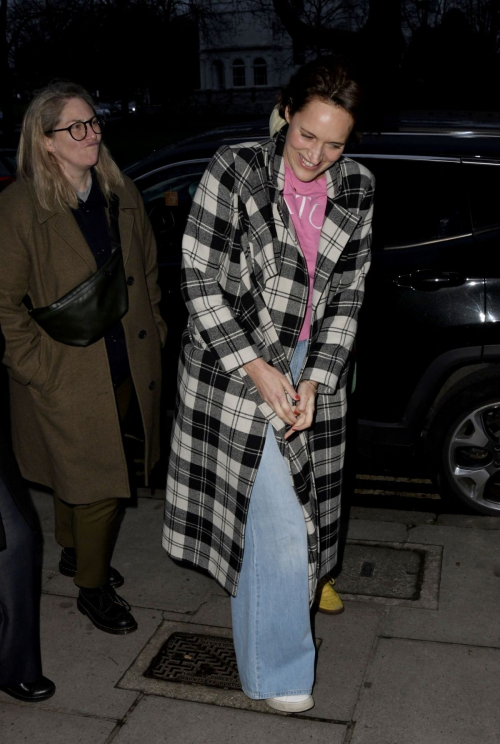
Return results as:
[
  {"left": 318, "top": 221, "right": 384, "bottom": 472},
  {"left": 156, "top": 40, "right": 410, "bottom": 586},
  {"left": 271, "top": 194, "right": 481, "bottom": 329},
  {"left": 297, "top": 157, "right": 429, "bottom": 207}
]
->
[{"left": 144, "top": 632, "right": 242, "bottom": 690}]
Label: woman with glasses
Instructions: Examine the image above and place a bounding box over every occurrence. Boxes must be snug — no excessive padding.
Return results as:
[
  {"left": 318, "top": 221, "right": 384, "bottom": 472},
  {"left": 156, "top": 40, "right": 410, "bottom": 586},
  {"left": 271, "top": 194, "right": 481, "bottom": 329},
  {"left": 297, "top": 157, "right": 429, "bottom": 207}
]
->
[{"left": 0, "top": 82, "right": 167, "bottom": 636}]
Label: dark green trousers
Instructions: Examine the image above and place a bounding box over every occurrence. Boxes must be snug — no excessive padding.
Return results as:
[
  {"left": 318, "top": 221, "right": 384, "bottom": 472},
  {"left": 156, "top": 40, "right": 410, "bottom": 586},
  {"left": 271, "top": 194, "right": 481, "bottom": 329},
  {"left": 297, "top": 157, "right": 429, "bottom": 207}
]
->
[
  {"left": 52, "top": 377, "right": 133, "bottom": 588},
  {"left": 53, "top": 495, "right": 120, "bottom": 588}
]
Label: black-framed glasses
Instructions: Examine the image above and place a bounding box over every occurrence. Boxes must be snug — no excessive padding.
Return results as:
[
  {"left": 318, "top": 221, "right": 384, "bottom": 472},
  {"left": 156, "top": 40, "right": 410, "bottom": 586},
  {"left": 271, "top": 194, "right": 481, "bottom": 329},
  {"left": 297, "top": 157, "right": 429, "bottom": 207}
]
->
[{"left": 45, "top": 115, "right": 104, "bottom": 142}]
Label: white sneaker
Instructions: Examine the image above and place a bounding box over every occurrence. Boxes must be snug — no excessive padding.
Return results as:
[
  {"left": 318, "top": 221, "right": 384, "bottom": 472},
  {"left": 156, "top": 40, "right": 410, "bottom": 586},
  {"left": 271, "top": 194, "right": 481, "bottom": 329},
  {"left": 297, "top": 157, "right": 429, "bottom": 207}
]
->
[{"left": 266, "top": 694, "right": 314, "bottom": 712}]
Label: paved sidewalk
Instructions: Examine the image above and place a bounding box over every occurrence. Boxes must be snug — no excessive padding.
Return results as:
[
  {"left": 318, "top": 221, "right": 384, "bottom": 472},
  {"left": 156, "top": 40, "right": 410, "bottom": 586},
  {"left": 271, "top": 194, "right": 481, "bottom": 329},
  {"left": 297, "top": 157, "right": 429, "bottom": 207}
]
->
[{"left": 1, "top": 490, "right": 499, "bottom": 744}]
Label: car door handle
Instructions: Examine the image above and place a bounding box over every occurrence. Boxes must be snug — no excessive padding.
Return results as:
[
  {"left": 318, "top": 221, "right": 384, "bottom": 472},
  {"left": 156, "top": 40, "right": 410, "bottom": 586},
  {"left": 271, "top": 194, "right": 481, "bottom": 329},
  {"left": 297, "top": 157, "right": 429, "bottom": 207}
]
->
[{"left": 394, "top": 271, "right": 466, "bottom": 291}]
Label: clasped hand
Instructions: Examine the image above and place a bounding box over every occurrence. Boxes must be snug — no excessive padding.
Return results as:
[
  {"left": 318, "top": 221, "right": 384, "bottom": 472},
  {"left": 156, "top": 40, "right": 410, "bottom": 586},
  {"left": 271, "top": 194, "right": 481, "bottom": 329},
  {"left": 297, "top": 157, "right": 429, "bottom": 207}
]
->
[{"left": 243, "top": 358, "right": 317, "bottom": 440}]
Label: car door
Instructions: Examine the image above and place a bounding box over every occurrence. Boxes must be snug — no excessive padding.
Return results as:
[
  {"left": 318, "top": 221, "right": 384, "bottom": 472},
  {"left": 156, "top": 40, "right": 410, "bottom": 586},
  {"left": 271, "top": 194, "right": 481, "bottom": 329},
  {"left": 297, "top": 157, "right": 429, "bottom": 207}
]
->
[
  {"left": 353, "top": 156, "right": 482, "bottom": 427},
  {"left": 462, "top": 160, "right": 500, "bottom": 358}
]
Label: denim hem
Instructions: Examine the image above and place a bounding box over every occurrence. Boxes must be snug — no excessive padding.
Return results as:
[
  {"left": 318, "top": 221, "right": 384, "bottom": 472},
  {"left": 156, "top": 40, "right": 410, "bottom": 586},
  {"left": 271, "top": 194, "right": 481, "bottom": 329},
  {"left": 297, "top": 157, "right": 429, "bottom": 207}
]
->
[{"left": 242, "top": 687, "right": 313, "bottom": 700}]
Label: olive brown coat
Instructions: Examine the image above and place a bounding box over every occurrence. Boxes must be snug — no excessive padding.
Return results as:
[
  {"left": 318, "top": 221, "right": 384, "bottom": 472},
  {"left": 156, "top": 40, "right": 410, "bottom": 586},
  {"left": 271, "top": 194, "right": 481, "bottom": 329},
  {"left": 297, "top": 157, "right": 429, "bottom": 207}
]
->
[{"left": 0, "top": 176, "right": 167, "bottom": 504}]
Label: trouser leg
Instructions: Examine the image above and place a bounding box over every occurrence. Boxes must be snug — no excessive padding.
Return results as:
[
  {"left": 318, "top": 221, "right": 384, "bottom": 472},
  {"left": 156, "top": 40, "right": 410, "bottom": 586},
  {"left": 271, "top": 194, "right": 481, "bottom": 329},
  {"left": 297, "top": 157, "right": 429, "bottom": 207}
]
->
[
  {"left": 0, "top": 477, "right": 42, "bottom": 686},
  {"left": 231, "top": 339, "right": 314, "bottom": 699},
  {"left": 72, "top": 498, "right": 120, "bottom": 589},
  {"left": 54, "top": 496, "right": 120, "bottom": 589},
  {"left": 53, "top": 493, "right": 75, "bottom": 549},
  {"left": 230, "top": 426, "right": 315, "bottom": 699}
]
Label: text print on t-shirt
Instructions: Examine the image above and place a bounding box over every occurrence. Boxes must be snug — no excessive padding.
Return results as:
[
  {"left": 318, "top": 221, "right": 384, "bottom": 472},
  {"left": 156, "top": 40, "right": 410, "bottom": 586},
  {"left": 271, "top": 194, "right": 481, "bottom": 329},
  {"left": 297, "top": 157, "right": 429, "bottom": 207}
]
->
[
  {"left": 283, "top": 165, "right": 327, "bottom": 340},
  {"left": 284, "top": 192, "right": 324, "bottom": 230}
]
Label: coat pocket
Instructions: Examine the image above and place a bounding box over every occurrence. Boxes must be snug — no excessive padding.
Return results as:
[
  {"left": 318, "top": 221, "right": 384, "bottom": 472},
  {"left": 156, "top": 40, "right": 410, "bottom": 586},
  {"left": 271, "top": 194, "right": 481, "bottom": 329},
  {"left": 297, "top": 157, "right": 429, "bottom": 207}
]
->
[{"left": 29, "top": 336, "right": 51, "bottom": 395}]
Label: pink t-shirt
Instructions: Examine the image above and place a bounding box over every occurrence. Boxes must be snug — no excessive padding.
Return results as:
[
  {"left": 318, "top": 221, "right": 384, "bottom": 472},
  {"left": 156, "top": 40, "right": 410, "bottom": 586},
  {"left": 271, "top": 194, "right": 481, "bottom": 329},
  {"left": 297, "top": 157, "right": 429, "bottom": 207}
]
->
[{"left": 283, "top": 164, "right": 327, "bottom": 341}]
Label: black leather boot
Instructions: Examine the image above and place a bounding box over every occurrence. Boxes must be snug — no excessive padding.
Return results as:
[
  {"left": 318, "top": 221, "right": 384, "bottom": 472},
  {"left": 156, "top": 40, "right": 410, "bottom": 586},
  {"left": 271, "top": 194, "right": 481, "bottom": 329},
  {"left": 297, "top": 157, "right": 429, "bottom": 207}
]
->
[
  {"left": 77, "top": 585, "right": 137, "bottom": 634},
  {"left": 59, "top": 548, "right": 124, "bottom": 588},
  {"left": 0, "top": 675, "right": 56, "bottom": 702}
]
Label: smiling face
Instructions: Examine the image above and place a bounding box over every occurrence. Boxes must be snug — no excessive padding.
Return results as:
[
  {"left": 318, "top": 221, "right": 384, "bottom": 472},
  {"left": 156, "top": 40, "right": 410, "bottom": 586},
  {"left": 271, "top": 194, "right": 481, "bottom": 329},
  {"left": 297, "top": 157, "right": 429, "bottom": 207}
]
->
[
  {"left": 284, "top": 98, "right": 354, "bottom": 182},
  {"left": 44, "top": 97, "right": 101, "bottom": 184}
]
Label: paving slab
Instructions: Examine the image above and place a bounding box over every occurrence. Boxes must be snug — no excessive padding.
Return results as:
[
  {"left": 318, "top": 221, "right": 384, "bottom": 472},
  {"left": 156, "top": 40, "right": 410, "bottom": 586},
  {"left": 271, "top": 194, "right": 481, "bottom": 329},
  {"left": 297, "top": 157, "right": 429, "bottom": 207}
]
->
[
  {"left": 348, "top": 506, "right": 437, "bottom": 525},
  {"left": 345, "top": 519, "right": 409, "bottom": 542},
  {"left": 27, "top": 593, "right": 161, "bottom": 719},
  {"left": 112, "top": 500, "right": 219, "bottom": 612},
  {"left": 165, "top": 592, "right": 233, "bottom": 628},
  {"left": 0, "top": 703, "right": 116, "bottom": 744},
  {"left": 305, "top": 605, "right": 385, "bottom": 721},
  {"left": 351, "top": 637, "right": 500, "bottom": 744},
  {"left": 384, "top": 525, "right": 500, "bottom": 647},
  {"left": 436, "top": 514, "right": 500, "bottom": 530},
  {"left": 165, "top": 598, "right": 387, "bottom": 721},
  {"left": 113, "top": 696, "right": 347, "bottom": 744},
  {"left": 42, "top": 498, "right": 218, "bottom": 613},
  {"left": 119, "top": 603, "right": 384, "bottom": 724}
]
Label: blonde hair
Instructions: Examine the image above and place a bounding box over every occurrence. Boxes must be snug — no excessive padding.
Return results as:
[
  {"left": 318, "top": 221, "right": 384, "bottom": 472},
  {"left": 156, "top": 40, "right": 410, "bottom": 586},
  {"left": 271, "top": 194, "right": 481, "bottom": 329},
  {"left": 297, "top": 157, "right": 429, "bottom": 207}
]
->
[{"left": 17, "top": 81, "right": 124, "bottom": 211}]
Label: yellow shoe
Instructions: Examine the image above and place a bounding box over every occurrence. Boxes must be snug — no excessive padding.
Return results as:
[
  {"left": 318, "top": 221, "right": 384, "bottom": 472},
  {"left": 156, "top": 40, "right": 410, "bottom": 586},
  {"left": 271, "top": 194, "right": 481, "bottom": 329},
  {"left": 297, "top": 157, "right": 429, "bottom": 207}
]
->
[{"left": 316, "top": 578, "right": 344, "bottom": 615}]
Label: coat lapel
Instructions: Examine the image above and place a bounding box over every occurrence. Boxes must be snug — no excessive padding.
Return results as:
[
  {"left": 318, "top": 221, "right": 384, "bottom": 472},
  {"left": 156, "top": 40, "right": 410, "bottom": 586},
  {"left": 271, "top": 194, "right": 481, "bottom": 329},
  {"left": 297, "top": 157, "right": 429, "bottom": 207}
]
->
[
  {"left": 311, "top": 163, "right": 362, "bottom": 312},
  {"left": 118, "top": 211, "right": 134, "bottom": 267},
  {"left": 52, "top": 212, "right": 97, "bottom": 271},
  {"left": 32, "top": 175, "right": 137, "bottom": 271},
  {"left": 29, "top": 180, "right": 96, "bottom": 270},
  {"left": 113, "top": 181, "right": 137, "bottom": 268},
  {"left": 270, "top": 129, "right": 300, "bottom": 263},
  {"left": 269, "top": 130, "right": 362, "bottom": 318}
]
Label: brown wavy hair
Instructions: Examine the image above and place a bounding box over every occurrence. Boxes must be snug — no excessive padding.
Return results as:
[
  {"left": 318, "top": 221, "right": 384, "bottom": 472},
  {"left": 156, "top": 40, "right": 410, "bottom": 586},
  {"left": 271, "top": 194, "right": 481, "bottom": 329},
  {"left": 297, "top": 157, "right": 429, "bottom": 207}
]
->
[
  {"left": 278, "top": 57, "right": 363, "bottom": 123},
  {"left": 17, "top": 81, "right": 124, "bottom": 211}
]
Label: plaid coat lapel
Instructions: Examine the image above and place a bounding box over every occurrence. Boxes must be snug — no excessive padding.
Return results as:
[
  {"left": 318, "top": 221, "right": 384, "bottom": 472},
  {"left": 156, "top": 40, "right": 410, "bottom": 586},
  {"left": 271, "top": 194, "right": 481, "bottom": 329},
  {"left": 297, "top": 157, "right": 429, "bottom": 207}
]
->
[{"left": 312, "top": 167, "right": 362, "bottom": 315}]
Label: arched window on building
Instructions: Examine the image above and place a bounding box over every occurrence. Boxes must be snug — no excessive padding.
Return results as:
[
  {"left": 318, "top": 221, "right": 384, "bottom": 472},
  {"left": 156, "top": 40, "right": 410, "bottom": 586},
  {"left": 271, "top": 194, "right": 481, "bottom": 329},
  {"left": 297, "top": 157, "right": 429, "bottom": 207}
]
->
[
  {"left": 212, "top": 60, "right": 225, "bottom": 90},
  {"left": 232, "top": 59, "right": 246, "bottom": 87},
  {"left": 253, "top": 57, "right": 268, "bottom": 86}
]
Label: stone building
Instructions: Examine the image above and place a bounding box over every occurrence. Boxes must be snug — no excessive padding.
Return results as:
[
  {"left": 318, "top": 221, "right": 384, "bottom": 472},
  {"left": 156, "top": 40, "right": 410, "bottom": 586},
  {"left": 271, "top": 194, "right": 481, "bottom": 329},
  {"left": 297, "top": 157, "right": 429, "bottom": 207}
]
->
[{"left": 196, "top": 1, "right": 298, "bottom": 114}]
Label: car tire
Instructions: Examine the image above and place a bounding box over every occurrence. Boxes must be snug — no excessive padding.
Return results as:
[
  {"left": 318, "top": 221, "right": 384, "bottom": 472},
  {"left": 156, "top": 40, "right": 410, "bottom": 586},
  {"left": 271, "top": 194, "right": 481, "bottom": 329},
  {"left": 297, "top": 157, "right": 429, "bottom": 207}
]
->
[{"left": 427, "top": 376, "right": 500, "bottom": 516}]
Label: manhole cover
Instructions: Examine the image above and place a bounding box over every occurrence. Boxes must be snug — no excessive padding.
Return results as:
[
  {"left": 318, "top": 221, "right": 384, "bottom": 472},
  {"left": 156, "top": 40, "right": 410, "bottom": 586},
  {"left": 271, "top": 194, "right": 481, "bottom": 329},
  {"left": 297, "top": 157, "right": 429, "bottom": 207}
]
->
[
  {"left": 144, "top": 632, "right": 241, "bottom": 690},
  {"left": 336, "top": 543, "right": 425, "bottom": 600}
]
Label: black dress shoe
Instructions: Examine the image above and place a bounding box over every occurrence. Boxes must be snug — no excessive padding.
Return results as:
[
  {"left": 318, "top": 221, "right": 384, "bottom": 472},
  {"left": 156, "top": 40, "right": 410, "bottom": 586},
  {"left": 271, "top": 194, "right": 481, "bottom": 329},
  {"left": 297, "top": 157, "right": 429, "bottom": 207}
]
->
[
  {"left": 59, "top": 548, "right": 124, "bottom": 588},
  {"left": 0, "top": 675, "right": 56, "bottom": 702},
  {"left": 77, "top": 584, "right": 138, "bottom": 635}
]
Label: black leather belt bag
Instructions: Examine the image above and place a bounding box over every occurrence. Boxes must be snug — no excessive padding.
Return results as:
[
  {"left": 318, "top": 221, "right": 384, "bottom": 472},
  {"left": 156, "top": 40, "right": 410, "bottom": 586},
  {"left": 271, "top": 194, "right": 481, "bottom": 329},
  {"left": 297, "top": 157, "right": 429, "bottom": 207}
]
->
[{"left": 25, "top": 193, "right": 128, "bottom": 347}]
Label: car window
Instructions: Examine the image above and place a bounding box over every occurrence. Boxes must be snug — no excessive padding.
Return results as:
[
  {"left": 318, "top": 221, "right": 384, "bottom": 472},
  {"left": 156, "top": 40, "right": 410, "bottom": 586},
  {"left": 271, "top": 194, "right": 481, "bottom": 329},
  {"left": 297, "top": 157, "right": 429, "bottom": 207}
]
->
[
  {"left": 462, "top": 161, "right": 500, "bottom": 233},
  {"left": 138, "top": 161, "right": 208, "bottom": 205},
  {"left": 352, "top": 158, "right": 470, "bottom": 251},
  {"left": 136, "top": 161, "right": 208, "bottom": 264}
]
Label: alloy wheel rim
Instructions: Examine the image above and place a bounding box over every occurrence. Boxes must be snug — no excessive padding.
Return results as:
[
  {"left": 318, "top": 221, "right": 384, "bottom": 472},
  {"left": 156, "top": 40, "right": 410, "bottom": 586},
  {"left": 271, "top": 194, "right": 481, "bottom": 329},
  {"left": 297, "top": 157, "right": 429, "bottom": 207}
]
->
[{"left": 447, "top": 402, "right": 500, "bottom": 512}]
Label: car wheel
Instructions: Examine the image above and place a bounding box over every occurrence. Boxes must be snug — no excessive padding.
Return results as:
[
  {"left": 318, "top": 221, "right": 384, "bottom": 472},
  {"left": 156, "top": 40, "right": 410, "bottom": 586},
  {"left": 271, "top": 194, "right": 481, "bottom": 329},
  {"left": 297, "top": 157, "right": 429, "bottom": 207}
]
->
[{"left": 427, "top": 379, "right": 500, "bottom": 516}]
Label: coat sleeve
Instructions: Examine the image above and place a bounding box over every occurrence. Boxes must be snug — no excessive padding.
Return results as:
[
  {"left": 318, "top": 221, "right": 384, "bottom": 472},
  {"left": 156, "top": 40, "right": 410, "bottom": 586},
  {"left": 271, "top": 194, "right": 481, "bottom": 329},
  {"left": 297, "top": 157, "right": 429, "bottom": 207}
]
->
[
  {"left": 181, "top": 146, "right": 261, "bottom": 374},
  {"left": 0, "top": 187, "right": 44, "bottom": 387},
  {"left": 131, "top": 179, "right": 168, "bottom": 347},
  {"left": 302, "top": 179, "right": 374, "bottom": 394}
]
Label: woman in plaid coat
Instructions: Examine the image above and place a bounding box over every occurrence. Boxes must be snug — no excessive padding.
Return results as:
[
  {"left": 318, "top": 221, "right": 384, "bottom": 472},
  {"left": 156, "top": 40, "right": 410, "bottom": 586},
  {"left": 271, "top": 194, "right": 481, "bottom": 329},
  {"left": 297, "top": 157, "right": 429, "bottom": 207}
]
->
[{"left": 163, "top": 58, "right": 374, "bottom": 712}]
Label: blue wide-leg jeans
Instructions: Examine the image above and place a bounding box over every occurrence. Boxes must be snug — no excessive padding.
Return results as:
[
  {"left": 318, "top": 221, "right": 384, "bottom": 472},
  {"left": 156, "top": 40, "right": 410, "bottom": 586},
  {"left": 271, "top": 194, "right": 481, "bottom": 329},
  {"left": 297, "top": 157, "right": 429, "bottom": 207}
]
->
[{"left": 231, "top": 340, "right": 316, "bottom": 699}]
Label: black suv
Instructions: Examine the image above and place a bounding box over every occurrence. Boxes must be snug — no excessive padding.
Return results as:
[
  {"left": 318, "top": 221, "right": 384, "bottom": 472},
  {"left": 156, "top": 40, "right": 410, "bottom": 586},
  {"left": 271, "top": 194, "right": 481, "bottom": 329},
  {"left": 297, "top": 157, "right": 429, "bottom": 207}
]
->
[{"left": 125, "top": 123, "right": 500, "bottom": 516}]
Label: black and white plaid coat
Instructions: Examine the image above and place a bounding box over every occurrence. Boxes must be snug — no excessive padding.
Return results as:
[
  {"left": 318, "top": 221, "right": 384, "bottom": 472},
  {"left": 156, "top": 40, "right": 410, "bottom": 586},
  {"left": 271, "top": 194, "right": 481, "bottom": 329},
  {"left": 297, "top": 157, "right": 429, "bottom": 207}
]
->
[{"left": 163, "top": 128, "right": 374, "bottom": 601}]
